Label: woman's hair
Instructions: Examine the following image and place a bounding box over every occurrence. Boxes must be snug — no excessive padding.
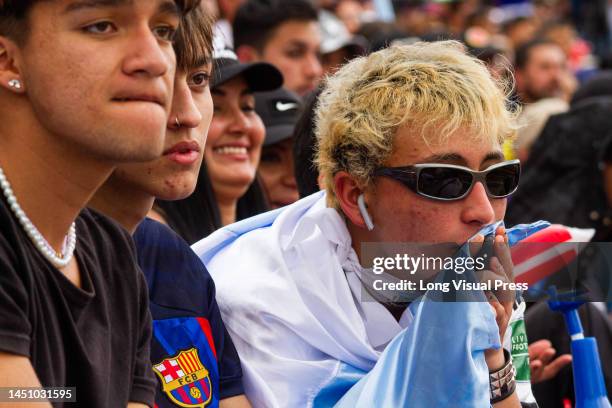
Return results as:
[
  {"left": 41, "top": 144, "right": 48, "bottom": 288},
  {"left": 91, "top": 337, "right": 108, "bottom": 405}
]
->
[
  {"left": 315, "top": 40, "right": 519, "bottom": 209},
  {"left": 293, "top": 86, "right": 324, "bottom": 198},
  {"left": 155, "top": 163, "right": 269, "bottom": 244}
]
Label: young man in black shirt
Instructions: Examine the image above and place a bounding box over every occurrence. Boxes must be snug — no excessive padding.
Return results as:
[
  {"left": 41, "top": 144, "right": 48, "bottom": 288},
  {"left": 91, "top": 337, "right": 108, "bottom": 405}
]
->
[{"left": 0, "top": 0, "right": 199, "bottom": 406}]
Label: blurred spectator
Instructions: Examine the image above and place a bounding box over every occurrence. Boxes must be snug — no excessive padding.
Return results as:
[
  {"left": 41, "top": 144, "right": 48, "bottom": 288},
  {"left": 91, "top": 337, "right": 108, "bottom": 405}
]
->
[
  {"left": 514, "top": 38, "right": 575, "bottom": 103},
  {"left": 335, "top": 0, "right": 364, "bottom": 33},
  {"left": 256, "top": 88, "right": 302, "bottom": 209},
  {"left": 463, "top": 25, "right": 511, "bottom": 79},
  {"left": 513, "top": 39, "right": 574, "bottom": 160},
  {"left": 155, "top": 48, "right": 282, "bottom": 244},
  {"left": 212, "top": 0, "right": 247, "bottom": 50},
  {"left": 503, "top": 16, "right": 539, "bottom": 52},
  {"left": 514, "top": 98, "right": 568, "bottom": 162},
  {"left": 506, "top": 71, "right": 612, "bottom": 231},
  {"left": 359, "top": 21, "right": 412, "bottom": 52},
  {"left": 537, "top": 20, "right": 596, "bottom": 76},
  {"left": 465, "top": 6, "right": 500, "bottom": 35},
  {"left": 532, "top": 0, "right": 571, "bottom": 25},
  {"left": 319, "top": 10, "right": 367, "bottom": 75},
  {"left": 233, "top": 0, "right": 323, "bottom": 96}
]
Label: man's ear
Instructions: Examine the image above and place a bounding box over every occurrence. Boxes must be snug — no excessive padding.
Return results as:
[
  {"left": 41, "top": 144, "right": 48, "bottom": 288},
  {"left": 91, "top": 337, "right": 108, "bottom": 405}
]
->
[
  {"left": 334, "top": 171, "right": 370, "bottom": 229},
  {"left": 236, "top": 45, "right": 260, "bottom": 63},
  {"left": 0, "top": 36, "right": 25, "bottom": 94}
]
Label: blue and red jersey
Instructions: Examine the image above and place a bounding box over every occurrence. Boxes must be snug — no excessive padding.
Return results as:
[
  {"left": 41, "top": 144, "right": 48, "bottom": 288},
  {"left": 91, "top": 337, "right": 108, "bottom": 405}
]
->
[{"left": 134, "top": 218, "right": 244, "bottom": 408}]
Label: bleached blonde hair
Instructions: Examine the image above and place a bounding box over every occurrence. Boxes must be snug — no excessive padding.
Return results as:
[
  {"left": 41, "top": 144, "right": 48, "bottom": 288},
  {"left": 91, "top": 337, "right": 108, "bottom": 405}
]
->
[{"left": 315, "top": 40, "right": 519, "bottom": 209}]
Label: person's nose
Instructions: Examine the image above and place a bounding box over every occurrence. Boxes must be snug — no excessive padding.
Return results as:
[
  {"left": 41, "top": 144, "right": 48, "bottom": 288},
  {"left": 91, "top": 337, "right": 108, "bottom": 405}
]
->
[
  {"left": 303, "top": 53, "right": 323, "bottom": 80},
  {"left": 227, "top": 108, "right": 251, "bottom": 134},
  {"left": 121, "top": 26, "right": 172, "bottom": 79},
  {"left": 168, "top": 83, "right": 202, "bottom": 130},
  {"left": 460, "top": 182, "right": 496, "bottom": 226}
]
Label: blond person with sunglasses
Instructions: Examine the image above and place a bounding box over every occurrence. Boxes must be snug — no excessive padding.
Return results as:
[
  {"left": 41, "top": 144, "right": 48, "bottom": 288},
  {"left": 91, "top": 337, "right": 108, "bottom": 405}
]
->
[{"left": 193, "top": 41, "right": 534, "bottom": 407}]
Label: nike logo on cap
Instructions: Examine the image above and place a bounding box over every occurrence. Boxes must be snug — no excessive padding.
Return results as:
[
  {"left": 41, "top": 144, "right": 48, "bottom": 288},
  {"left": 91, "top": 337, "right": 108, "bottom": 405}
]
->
[{"left": 276, "top": 101, "right": 298, "bottom": 112}]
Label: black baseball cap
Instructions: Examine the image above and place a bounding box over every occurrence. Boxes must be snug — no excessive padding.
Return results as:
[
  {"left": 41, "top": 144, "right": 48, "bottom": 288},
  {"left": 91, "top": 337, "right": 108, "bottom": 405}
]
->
[
  {"left": 255, "top": 88, "right": 302, "bottom": 146},
  {"left": 212, "top": 46, "right": 283, "bottom": 92}
]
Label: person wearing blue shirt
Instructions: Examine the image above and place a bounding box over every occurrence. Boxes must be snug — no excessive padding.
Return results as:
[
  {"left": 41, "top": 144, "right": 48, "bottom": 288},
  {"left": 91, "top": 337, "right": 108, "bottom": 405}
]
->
[{"left": 89, "top": 5, "right": 280, "bottom": 407}]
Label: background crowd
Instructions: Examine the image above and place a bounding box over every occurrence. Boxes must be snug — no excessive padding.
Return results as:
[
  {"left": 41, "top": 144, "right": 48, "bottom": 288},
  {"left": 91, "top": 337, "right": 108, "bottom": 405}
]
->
[{"left": 157, "top": 0, "right": 612, "bottom": 248}]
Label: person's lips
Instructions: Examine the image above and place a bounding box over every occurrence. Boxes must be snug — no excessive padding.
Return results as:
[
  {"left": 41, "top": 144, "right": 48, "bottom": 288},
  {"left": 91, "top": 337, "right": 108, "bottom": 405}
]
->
[
  {"left": 163, "top": 141, "right": 201, "bottom": 165},
  {"left": 112, "top": 91, "right": 166, "bottom": 107}
]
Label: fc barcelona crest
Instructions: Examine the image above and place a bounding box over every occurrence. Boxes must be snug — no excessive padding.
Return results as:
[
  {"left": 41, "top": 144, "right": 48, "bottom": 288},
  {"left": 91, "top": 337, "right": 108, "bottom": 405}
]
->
[{"left": 153, "top": 348, "right": 213, "bottom": 407}]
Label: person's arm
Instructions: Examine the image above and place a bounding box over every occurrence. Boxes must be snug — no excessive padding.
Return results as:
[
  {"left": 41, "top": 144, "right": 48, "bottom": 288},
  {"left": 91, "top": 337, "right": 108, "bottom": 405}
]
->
[
  {"left": 127, "top": 403, "right": 149, "bottom": 408},
  {"left": 0, "top": 352, "right": 52, "bottom": 408},
  {"left": 482, "top": 227, "right": 521, "bottom": 407},
  {"left": 220, "top": 395, "right": 252, "bottom": 408}
]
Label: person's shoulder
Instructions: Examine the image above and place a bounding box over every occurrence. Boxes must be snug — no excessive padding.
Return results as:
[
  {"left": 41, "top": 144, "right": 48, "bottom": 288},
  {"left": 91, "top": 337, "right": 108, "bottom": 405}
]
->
[
  {"left": 135, "top": 218, "right": 214, "bottom": 314},
  {"left": 79, "top": 207, "right": 133, "bottom": 245},
  {"left": 134, "top": 217, "right": 184, "bottom": 249},
  {"left": 77, "top": 208, "right": 140, "bottom": 280}
]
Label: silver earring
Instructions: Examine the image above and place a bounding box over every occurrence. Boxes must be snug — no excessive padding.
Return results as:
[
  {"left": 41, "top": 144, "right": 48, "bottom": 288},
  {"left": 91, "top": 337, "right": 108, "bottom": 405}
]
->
[{"left": 8, "top": 79, "right": 21, "bottom": 90}]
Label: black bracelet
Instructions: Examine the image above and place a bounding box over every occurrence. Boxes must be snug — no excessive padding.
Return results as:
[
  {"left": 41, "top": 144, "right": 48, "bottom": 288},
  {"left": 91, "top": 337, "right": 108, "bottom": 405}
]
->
[{"left": 490, "top": 349, "right": 516, "bottom": 404}]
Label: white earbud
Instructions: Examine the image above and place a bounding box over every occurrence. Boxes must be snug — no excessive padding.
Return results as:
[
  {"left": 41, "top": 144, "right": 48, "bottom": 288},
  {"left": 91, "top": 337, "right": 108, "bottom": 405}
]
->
[{"left": 357, "top": 194, "right": 374, "bottom": 231}]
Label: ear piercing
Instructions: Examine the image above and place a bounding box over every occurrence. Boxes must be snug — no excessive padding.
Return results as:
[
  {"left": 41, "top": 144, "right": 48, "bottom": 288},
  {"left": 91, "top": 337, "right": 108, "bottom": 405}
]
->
[{"left": 8, "top": 79, "right": 21, "bottom": 90}]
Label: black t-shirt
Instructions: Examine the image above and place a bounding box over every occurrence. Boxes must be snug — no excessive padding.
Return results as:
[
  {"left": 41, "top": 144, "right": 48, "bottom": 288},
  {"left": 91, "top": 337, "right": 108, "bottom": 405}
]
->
[
  {"left": 133, "top": 218, "right": 244, "bottom": 407},
  {"left": 0, "top": 195, "right": 156, "bottom": 407}
]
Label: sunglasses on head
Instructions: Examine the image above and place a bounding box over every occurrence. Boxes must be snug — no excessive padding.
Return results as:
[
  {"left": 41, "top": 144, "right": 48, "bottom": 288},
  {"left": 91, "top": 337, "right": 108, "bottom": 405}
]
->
[{"left": 372, "top": 159, "right": 521, "bottom": 201}]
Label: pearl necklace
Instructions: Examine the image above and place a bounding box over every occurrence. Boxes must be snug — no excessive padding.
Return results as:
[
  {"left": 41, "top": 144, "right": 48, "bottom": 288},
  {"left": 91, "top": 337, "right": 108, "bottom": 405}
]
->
[{"left": 0, "top": 166, "right": 77, "bottom": 268}]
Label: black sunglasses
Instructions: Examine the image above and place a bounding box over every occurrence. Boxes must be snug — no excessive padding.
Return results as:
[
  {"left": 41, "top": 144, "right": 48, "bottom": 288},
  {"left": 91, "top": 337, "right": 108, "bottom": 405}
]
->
[{"left": 372, "top": 159, "right": 521, "bottom": 201}]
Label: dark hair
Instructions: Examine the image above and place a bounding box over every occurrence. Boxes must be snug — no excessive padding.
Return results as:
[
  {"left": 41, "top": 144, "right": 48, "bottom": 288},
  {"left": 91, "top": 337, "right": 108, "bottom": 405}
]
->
[
  {"left": 293, "top": 86, "right": 323, "bottom": 198},
  {"left": 233, "top": 0, "right": 318, "bottom": 51},
  {"left": 155, "top": 163, "right": 269, "bottom": 244},
  {"left": 514, "top": 38, "right": 561, "bottom": 70},
  {"left": 174, "top": 4, "right": 213, "bottom": 71},
  {"left": 0, "top": 0, "right": 202, "bottom": 44},
  {"left": 502, "top": 16, "right": 531, "bottom": 34},
  {"left": 570, "top": 70, "right": 612, "bottom": 106}
]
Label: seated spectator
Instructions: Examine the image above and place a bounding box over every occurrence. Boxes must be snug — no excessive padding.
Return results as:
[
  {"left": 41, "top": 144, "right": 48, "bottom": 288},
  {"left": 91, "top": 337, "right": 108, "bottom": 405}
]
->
[
  {"left": 89, "top": 8, "right": 251, "bottom": 407},
  {"left": 319, "top": 10, "right": 367, "bottom": 75},
  {"left": 193, "top": 41, "right": 535, "bottom": 407},
  {"left": 255, "top": 87, "right": 302, "bottom": 209},
  {"left": 503, "top": 17, "right": 539, "bottom": 52},
  {"left": 506, "top": 71, "right": 612, "bottom": 230},
  {"left": 233, "top": 0, "right": 323, "bottom": 96},
  {"left": 154, "top": 47, "right": 282, "bottom": 243},
  {"left": 514, "top": 38, "right": 575, "bottom": 105},
  {"left": 0, "top": 1, "right": 198, "bottom": 406}
]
